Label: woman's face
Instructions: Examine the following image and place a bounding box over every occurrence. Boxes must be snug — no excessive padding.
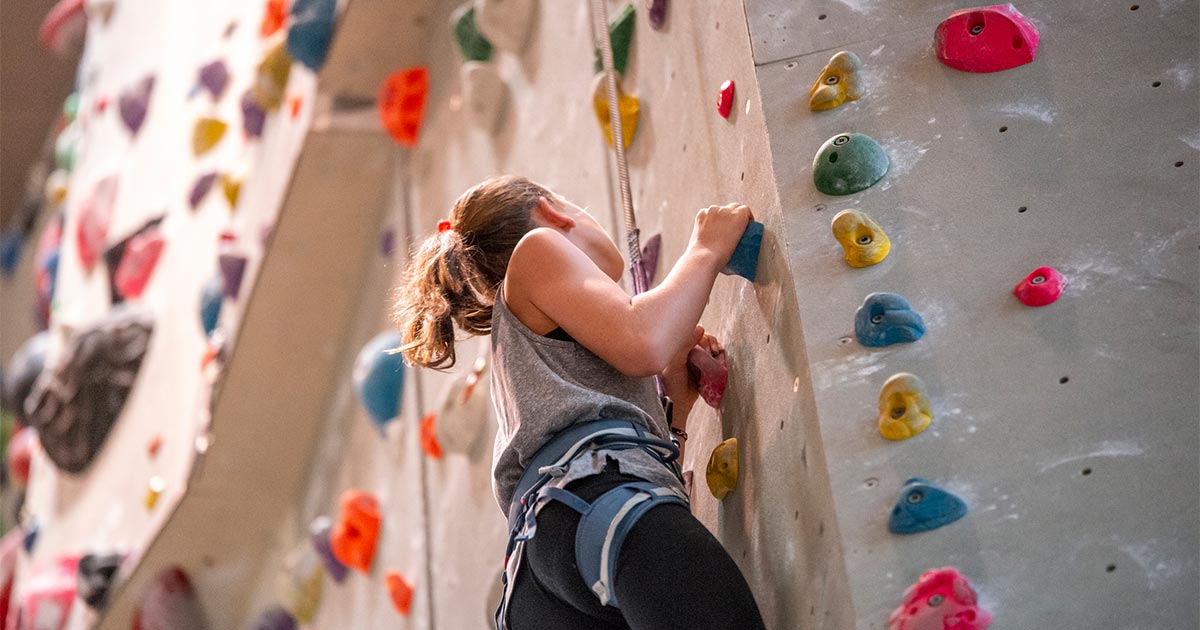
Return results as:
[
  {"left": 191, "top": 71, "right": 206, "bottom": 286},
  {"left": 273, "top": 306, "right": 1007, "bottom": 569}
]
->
[{"left": 544, "top": 192, "right": 626, "bottom": 282}]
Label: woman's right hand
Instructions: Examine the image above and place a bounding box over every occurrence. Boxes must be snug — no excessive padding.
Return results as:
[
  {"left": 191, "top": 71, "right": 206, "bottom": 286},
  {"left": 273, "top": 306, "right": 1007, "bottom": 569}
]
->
[{"left": 690, "top": 203, "right": 754, "bottom": 268}]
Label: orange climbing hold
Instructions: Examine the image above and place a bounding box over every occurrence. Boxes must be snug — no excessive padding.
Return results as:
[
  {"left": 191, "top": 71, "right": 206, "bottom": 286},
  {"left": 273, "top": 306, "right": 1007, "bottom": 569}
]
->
[
  {"left": 378, "top": 67, "right": 428, "bottom": 148},
  {"left": 386, "top": 571, "right": 414, "bottom": 616},
  {"left": 289, "top": 96, "right": 303, "bottom": 119},
  {"left": 330, "top": 490, "right": 381, "bottom": 574},
  {"left": 147, "top": 435, "right": 163, "bottom": 458},
  {"left": 420, "top": 413, "right": 443, "bottom": 460},
  {"left": 261, "top": 0, "right": 289, "bottom": 37}
]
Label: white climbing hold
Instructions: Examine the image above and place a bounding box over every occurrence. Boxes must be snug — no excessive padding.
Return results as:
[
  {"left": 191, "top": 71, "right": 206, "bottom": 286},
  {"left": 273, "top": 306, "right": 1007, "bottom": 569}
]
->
[
  {"left": 473, "top": 0, "right": 536, "bottom": 53},
  {"left": 435, "top": 355, "right": 492, "bottom": 456},
  {"left": 461, "top": 61, "right": 507, "bottom": 133}
]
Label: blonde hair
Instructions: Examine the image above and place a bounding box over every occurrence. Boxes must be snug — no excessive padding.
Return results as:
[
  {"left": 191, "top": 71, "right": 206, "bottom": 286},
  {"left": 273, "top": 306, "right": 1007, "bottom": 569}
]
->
[{"left": 394, "top": 175, "right": 549, "bottom": 369}]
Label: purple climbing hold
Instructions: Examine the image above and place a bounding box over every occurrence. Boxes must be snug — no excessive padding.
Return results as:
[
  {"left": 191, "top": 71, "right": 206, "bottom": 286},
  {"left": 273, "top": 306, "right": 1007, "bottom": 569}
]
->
[
  {"left": 188, "top": 172, "right": 218, "bottom": 209},
  {"left": 119, "top": 75, "right": 154, "bottom": 135},
  {"left": 309, "top": 516, "right": 348, "bottom": 583},
  {"left": 241, "top": 90, "right": 267, "bottom": 138},
  {"left": 647, "top": 0, "right": 667, "bottom": 30},
  {"left": 196, "top": 60, "right": 230, "bottom": 100},
  {"left": 380, "top": 229, "right": 395, "bottom": 257},
  {"left": 217, "top": 231, "right": 248, "bottom": 300},
  {"left": 253, "top": 606, "right": 298, "bottom": 630},
  {"left": 638, "top": 233, "right": 661, "bottom": 288}
]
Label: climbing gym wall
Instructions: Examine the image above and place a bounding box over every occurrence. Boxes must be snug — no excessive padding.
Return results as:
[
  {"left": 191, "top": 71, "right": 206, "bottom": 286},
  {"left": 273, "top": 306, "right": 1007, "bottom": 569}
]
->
[{"left": 749, "top": 0, "right": 1199, "bottom": 628}]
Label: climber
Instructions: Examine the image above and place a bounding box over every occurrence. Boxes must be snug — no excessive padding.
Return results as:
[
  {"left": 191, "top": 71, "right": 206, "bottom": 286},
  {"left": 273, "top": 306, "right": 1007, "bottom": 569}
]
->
[{"left": 395, "top": 175, "right": 765, "bottom": 630}]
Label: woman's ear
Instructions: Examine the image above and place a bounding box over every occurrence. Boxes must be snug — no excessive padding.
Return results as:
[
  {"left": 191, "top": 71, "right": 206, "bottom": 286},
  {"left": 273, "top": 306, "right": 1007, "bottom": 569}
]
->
[{"left": 536, "top": 196, "right": 577, "bottom": 230}]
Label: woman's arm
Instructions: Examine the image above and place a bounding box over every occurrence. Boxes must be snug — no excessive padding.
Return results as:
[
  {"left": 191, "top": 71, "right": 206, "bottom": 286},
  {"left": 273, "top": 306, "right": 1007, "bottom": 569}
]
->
[{"left": 507, "top": 204, "right": 751, "bottom": 376}]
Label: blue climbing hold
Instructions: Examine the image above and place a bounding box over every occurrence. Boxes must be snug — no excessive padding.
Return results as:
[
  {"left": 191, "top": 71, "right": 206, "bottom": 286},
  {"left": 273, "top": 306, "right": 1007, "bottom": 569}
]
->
[
  {"left": 23, "top": 518, "right": 39, "bottom": 553},
  {"left": 353, "top": 331, "right": 406, "bottom": 431},
  {"left": 199, "top": 273, "right": 224, "bottom": 336},
  {"left": 854, "top": 292, "right": 925, "bottom": 348},
  {"left": 888, "top": 477, "right": 967, "bottom": 535},
  {"left": 720, "top": 221, "right": 764, "bottom": 283},
  {"left": 287, "top": 0, "right": 337, "bottom": 71},
  {"left": 0, "top": 229, "right": 24, "bottom": 277}
]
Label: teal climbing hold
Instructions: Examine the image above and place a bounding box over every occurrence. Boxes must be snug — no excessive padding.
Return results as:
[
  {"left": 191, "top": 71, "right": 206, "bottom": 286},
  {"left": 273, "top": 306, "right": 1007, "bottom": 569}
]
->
[
  {"left": 287, "top": 0, "right": 337, "bottom": 71},
  {"left": 594, "top": 3, "right": 635, "bottom": 75},
  {"left": 812, "top": 133, "right": 889, "bottom": 196},
  {"left": 353, "top": 331, "right": 406, "bottom": 432},
  {"left": 199, "top": 273, "right": 223, "bottom": 336},
  {"left": 452, "top": 5, "right": 493, "bottom": 63},
  {"left": 719, "top": 221, "right": 764, "bottom": 282},
  {"left": 888, "top": 478, "right": 967, "bottom": 535}
]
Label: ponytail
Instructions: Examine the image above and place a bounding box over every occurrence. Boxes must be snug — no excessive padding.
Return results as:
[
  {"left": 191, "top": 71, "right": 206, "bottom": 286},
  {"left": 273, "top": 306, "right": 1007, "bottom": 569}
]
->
[{"left": 394, "top": 175, "right": 548, "bottom": 369}]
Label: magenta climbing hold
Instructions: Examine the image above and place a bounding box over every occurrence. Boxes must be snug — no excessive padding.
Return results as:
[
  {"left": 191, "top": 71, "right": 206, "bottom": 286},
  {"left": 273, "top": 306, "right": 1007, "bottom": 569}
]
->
[
  {"left": 133, "top": 567, "right": 208, "bottom": 630},
  {"left": 934, "top": 4, "right": 1038, "bottom": 73},
  {"left": 889, "top": 567, "right": 992, "bottom": 630},
  {"left": 19, "top": 555, "right": 80, "bottom": 630},
  {"left": 217, "top": 231, "right": 248, "bottom": 300},
  {"left": 119, "top": 76, "right": 155, "bottom": 135},
  {"left": 189, "top": 173, "right": 218, "bottom": 209},
  {"left": 114, "top": 226, "right": 166, "bottom": 299},
  {"left": 39, "top": 0, "right": 86, "bottom": 54},
  {"left": 76, "top": 176, "right": 118, "bottom": 272},
  {"left": 1013, "top": 265, "right": 1065, "bottom": 307},
  {"left": 196, "top": 60, "right": 230, "bottom": 100},
  {"left": 647, "top": 0, "right": 668, "bottom": 30},
  {"left": 686, "top": 346, "right": 727, "bottom": 409},
  {"left": 717, "top": 80, "right": 735, "bottom": 118}
]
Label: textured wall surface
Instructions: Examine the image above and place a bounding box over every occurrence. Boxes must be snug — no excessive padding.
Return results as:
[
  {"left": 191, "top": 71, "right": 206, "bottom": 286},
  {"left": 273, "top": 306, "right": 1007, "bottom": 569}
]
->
[{"left": 750, "top": 0, "right": 1199, "bottom": 628}]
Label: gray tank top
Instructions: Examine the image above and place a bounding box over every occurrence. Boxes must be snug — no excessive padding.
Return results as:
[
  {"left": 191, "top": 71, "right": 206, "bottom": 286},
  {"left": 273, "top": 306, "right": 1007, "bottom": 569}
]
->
[{"left": 489, "top": 285, "right": 684, "bottom": 511}]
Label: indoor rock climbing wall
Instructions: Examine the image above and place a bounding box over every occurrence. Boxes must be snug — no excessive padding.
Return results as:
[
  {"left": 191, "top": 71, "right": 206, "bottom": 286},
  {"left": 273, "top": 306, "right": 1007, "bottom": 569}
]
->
[
  {"left": 749, "top": 0, "right": 1199, "bottom": 627},
  {"left": 237, "top": 0, "right": 853, "bottom": 629}
]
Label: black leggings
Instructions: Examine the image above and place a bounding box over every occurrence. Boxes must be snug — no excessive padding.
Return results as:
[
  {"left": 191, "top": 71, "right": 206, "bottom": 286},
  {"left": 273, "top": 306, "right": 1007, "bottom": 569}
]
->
[{"left": 507, "top": 465, "right": 767, "bottom": 630}]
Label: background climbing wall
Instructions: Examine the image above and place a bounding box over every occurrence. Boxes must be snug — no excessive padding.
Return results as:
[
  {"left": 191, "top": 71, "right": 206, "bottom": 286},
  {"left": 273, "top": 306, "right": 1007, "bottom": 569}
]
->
[
  {"left": 748, "top": 0, "right": 1200, "bottom": 627},
  {"left": 235, "top": 0, "right": 854, "bottom": 628}
]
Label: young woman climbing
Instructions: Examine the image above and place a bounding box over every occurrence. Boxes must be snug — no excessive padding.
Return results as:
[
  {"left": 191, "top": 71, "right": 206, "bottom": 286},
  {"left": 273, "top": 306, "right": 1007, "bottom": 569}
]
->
[{"left": 395, "top": 175, "right": 767, "bottom": 630}]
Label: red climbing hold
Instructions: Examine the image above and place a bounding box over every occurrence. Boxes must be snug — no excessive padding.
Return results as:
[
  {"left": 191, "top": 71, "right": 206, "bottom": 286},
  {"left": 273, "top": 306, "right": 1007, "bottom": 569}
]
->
[
  {"left": 378, "top": 67, "right": 428, "bottom": 148},
  {"left": 717, "top": 80, "right": 735, "bottom": 119},
  {"left": 39, "top": 0, "right": 86, "bottom": 54},
  {"left": 19, "top": 555, "right": 79, "bottom": 630},
  {"left": 934, "top": 4, "right": 1038, "bottom": 73},
  {"left": 386, "top": 571, "right": 414, "bottom": 616},
  {"left": 261, "top": 0, "right": 288, "bottom": 37},
  {"left": 686, "top": 346, "right": 728, "bottom": 409},
  {"left": 1013, "top": 265, "right": 1065, "bottom": 307},
  {"left": 7, "top": 427, "right": 35, "bottom": 487},
  {"left": 330, "top": 490, "right": 381, "bottom": 574},
  {"left": 114, "top": 226, "right": 166, "bottom": 299},
  {"left": 420, "top": 413, "right": 443, "bottom": 460},
  {"left": 76, "top": 177, "right": 118, "bottom": 273},
  {"left": 889, "top": 567, "right": 992, "bottom": 630}
]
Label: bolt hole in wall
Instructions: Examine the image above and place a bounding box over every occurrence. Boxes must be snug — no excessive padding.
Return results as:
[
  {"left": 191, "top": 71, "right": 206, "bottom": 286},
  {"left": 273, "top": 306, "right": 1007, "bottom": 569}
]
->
[
  {"left": 1152, "top": 80, "right": 1162, "bottom": 87},
  {"left": 1082, "top": 467, "right": 1093, "bottom": 476},
  {"left": 1130, "top": 3, "right": 1140, "bottom": 9},
  {"left": 999, "top": 125, "right": 1008, "bottom": 133},
  {"left": 1174, "top": 161, "right": 1184, "bottom": 167},
  {"left": 1060, "top": 376, "right": 1070, "bottom": 384},
  {"left": 815, "top": 204, "right": 826, "bottom": 212},
  {"left": 1018, "top": 205, "right": 1028, "bottom": 213},
  {"left": 1106, "top": 564, "right": 1117, "bottom": 573},
  {"left": 818, "top": 13, "right": 827, "bottom": 20}
]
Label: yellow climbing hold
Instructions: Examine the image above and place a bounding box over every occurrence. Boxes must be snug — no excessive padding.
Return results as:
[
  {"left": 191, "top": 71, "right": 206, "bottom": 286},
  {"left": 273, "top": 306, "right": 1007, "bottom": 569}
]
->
[
  {"left": 144, "top": 476, "right": 165, "bottom": 510},
  {"left": 591, "top": 74, "right": 638, "bottom": 150},
  {"left": 878, "top": 373, "right": 932, "bottom": 441},
  {"left": 809, "top": 51, "right": 863, "bottom": 111},
  {"left": 252, "top": 41, "right": 292, "bottom": 112},
  {"left": 831, "top": 209, "right": 890, "bottom": 267},
  {"left": 705, "top": 438, "right": 739, "bottom": 500},
  {"left": 192, "top": 117, "right": 227, "bottom": 156},
  {"left": 277, "top": 546, "right": 325, "bottom": 623},
  {"left": 45, "top": 169, "right": 69, "bottom": 206},
  {"left": 221, "top": 175, "right": 242, "bottom": 208}
]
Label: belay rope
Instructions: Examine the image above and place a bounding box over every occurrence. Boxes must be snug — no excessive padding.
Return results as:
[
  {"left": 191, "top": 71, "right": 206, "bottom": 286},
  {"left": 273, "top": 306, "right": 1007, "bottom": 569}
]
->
[{"left": 590, "top": 0, "right": 668, "bottom": 403}]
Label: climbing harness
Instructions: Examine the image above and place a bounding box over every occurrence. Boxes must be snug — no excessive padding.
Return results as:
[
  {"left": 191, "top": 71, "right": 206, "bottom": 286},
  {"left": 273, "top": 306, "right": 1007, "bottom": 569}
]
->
[{"left": 495, "top": 419, "right": 688, "bottom": 628}]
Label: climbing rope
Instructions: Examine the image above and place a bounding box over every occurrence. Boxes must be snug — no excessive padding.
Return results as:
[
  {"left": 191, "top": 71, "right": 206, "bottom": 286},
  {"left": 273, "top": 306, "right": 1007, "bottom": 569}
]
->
[{"left": 590, "top": 0, "right": 667, "bottom": 402}]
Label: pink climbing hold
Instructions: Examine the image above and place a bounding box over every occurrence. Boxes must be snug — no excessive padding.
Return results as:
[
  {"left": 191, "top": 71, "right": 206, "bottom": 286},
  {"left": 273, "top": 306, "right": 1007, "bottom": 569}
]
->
[
  {"left": 39, "top": 0, "right": 86, "bottom": 54},
  {"left": 1013, "top": 265, "right": 1065, "bottom": 307},
  {"left": 889, "top": 567, "right": 992, "bottom": 630},
  {"left": 114, "top": 226, "right": 166, "bottom": 299},
  {"left": 686, "top": 345, "right": 728, "bottom": 409},
  {"left": 18, "top": 555, "right": 80, "bottom": 630},
  {"left": 76, "top": 177, "right": 118, "bottom": 272},
  {"left": 217, "top": 231, "right": 248, "bottom": 300},
  {"left": 717, "top": 80, "right": 735, "bottom": 119},
  {"left": 934, "top": 4, "right": 1039, "bottom": 73}
]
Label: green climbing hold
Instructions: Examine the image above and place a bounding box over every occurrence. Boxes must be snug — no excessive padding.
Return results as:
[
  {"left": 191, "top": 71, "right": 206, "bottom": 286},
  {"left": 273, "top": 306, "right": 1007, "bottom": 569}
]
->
[
  {"left": 812, "top": 133, "right": 889, "bottom": 196},
  {"left": 452, "top": 4, "right": 493, "bottom": 63},
  {"left": 593, "top": 3, "right": 635, "bottom": 75}
]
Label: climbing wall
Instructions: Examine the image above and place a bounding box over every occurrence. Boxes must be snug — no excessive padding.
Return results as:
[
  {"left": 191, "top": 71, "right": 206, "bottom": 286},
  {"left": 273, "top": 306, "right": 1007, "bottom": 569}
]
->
[
  {"left": 237, "top": 0, "right": 853, "bottom": 628},
  {"left": 748, "top": 0, "right": 1200, "bottom": 627}
]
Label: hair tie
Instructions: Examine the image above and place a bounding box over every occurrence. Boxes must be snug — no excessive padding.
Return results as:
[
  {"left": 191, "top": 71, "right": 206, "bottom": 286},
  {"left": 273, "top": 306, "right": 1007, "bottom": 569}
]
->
[{"left": 437, "top": 220, "right": 452, "bottom": 233}]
